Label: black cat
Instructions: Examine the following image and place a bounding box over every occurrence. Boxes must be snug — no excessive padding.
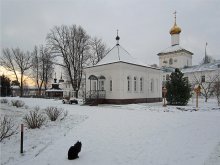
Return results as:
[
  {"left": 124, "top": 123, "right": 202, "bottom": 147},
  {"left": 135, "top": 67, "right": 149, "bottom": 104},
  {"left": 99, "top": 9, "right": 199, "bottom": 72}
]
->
[{"left": 68, "top": 141, "right": 82, "bottom": 160}]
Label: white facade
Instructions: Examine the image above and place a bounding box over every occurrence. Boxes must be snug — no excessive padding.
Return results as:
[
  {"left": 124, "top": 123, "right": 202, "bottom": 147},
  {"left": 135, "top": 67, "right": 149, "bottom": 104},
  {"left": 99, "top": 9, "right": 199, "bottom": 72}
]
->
[
  {"left": 85, "top": 62, "right": 162, "bottom": 100},
  {"left": 158, "top": 48, "right": 193, "bottom": 68}
]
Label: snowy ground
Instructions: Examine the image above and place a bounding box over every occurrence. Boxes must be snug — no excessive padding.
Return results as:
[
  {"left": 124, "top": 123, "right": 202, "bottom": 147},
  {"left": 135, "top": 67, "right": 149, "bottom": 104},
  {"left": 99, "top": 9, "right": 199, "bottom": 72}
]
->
[{"left": 0, "top": 97, "right": 220, "bottom": 165}]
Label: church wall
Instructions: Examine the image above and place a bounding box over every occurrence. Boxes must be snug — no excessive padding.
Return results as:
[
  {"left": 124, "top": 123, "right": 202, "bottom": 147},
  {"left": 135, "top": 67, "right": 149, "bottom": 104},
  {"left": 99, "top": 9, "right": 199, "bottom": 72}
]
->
[
  {"left": 85, "top": 63, "right": 122, "bottom": 100},
  {"left": 159, "top": 52, "right": 192, "bottom": 68},
  {"left": 118, "top": 63, "right": 162, "bottom": 99},
  {"left": 85, "top": 62, "right": 162, "bottom": 102}
]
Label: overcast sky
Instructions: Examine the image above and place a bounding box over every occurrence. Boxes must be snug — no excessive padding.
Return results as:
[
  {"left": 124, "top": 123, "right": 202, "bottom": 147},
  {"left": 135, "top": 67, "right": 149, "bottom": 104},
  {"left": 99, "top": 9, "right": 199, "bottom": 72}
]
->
[{"left": 1, "top": 0, "right": 220, "bottom": 67}]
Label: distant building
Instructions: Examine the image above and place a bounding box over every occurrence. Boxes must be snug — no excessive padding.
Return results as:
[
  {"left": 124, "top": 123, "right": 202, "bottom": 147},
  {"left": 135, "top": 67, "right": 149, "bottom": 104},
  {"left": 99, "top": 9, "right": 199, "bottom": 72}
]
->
[{"left": 45, "top": 76, "right": 63, "bottom": 98}]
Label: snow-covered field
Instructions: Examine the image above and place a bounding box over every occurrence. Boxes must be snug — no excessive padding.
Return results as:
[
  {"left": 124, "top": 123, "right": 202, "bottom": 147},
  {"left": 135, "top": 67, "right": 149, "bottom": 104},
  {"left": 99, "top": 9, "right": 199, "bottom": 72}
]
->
[{"left": 0, "top": 97, "right": 220, "bottom": 165}]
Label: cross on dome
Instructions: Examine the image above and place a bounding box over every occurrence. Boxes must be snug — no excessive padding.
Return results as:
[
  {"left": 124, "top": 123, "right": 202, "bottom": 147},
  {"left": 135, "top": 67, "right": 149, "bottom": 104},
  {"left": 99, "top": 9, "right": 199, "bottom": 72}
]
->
[
  {"left": 170, "top": 10, "right": 181, "bottom": 35},
  {"left": 116, "top": 29, "right": 120, "bottom": 45}
]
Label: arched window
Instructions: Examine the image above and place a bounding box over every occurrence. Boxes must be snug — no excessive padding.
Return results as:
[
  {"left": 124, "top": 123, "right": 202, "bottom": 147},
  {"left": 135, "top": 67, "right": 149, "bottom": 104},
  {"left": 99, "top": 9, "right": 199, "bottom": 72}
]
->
[
  {"left": 169, "top": 58, "right": 173, "bottom": 65},
  {"left": 134, "top": 77, "right": 137, "bottom": 92},
  {"left": 127, "top": 76, "right": 131, "bottom": 91},
  {"left": 151, "top": 79, "right": 154, "bottom": 92},
  {"left": 140, "top": 77, "right": 143, "bottom": 92}
]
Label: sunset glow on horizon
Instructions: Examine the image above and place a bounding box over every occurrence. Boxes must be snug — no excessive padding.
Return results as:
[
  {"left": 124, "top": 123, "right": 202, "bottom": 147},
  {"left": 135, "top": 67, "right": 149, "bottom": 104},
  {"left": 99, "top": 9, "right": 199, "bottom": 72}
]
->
[{"left": 0, "top": 66, "right": 36, "bottom": 86}]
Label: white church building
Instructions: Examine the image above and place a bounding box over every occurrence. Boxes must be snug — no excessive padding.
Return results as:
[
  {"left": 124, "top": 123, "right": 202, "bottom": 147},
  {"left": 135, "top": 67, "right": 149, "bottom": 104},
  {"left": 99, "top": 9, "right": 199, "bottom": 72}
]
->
[
  {"left": 84, "top": 34, "right": 162, "bottom": 104},
  {"left": 159, "top": 12, "right": 220, "bottom": 90}
]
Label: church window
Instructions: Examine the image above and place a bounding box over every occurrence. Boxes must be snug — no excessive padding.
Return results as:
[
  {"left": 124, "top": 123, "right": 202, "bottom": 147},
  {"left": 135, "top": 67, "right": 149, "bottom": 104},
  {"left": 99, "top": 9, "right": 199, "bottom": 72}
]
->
[
  {"left": 166, "top": 74, "right": 170, "bottom": 81},
  {"left": 99, "top": 81, "right": 104, "bottom": 90},
  {"left": 201, "top": 75, "right": 205, "bottom": 83},
  {"left": 169, "top": 58, "right": 173, "bottom": 65},
  {"left": 140, "top": 77, "right": 143, "bottom": 92},
  {"left": 156, "top": 79, "right": 158, "bottom": 92},
  {"left": 127, "top": 76, "right": 131, "bottom": 91},
  {"left": 134, "top": 77, "right": 137, "bottom": 92},
  {"left": 93, "top": 81, "right": 96, "bottom": 90},
  {"left": 151, "top": 79, "right": 154, "bottom": 92},
  {"left": 110, "top": 80, "right": 112, "bottom": 91}
]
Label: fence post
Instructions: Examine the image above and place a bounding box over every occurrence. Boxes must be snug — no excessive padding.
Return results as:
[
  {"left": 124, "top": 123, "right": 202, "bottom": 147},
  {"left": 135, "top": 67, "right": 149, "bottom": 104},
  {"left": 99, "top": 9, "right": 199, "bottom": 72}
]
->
[{"left": 20, "top": 124, "right": 24, "bottom": 154}]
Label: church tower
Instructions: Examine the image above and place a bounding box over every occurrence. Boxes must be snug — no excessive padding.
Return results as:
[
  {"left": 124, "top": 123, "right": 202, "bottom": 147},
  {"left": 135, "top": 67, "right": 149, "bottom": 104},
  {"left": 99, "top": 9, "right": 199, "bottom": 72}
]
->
[
  {"left": 157, "top": 12, "right": 193, "bottom": 69},
  {"left": 170, "top": 11, "right": 181, "bottom": 46}
]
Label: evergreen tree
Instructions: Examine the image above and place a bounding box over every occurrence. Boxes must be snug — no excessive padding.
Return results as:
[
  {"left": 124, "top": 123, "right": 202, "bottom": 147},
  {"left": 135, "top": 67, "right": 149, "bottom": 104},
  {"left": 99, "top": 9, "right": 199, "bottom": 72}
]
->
[
  {"left": 166, "top": 68, "right": 191, "bottom": 105},
  {"left": 0, "top": 74, "right": 11, "bottom": 96}
]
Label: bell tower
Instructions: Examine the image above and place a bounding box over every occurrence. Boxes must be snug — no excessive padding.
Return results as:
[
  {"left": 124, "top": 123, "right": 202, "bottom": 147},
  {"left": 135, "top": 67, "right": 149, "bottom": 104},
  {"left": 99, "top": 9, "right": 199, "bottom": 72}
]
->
[{"left": 157, "top": 11, "right": 193, "bottom": 69}]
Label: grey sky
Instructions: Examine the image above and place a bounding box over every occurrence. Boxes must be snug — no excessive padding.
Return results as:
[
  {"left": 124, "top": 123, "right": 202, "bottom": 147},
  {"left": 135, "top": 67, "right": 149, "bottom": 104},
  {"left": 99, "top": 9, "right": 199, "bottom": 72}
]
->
[{"left": 1, "top": 0, "right": 220, "bottom": 66}]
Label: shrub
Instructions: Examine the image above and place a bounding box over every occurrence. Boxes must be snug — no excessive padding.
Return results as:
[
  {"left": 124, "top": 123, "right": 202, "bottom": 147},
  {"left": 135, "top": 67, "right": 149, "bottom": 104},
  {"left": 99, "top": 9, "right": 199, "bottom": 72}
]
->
[
  {"left": 11, "top": 100, "right": 25, "bottom": 108},
  {"left": 60, "top": 110, "right": 68, "bottom": 120},
  {"left": 23, "top": 108, "right": 46, "bottom": 129},
  {"left": 45, "top": 106, "right": 63, "bottom": 121},
  {"left": 0, "top": 99, "right": 8, "bottom": 104},
  {"left": 0, "top": 116, "right": 16, "bottom": 142}
]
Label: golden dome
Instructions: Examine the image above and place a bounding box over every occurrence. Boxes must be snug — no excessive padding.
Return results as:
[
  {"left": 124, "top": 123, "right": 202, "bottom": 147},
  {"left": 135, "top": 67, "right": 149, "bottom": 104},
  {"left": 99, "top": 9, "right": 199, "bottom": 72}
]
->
[{"left": 170, "top": 22, "right": 181, "bottom": 35}]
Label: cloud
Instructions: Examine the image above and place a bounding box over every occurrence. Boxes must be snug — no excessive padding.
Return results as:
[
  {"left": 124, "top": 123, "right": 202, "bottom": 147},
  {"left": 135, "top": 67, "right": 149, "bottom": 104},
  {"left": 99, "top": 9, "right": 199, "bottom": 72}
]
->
[{"left": 1, "top": 0, "right": 220, "bottom": 66}]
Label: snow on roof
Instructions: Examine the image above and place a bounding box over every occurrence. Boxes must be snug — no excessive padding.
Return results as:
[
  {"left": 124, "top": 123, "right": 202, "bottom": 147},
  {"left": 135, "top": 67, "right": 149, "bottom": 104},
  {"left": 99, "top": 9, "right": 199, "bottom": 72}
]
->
[
  {"left": 182, "top": 60, "right": 220, "bottom": 73},
  {"left": 95, "top": 44, "right": 150, "bottom": 67},
  {"left": 158, "top": 45, "right": 193, "bottom": 55}
]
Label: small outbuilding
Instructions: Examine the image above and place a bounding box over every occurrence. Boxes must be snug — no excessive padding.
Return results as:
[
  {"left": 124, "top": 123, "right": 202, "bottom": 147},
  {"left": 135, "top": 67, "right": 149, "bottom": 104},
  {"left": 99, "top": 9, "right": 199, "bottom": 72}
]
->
[{"left": 46, "top": 77, "right": 63, "bottom": 98}]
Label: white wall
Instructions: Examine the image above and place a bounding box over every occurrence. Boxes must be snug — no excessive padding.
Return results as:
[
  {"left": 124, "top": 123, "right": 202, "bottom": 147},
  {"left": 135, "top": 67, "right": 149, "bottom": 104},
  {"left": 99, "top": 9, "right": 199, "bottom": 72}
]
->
[
  {"left": 85, "top": 62, "right": 162, "bottom": 100},
  {"left": 159, "top": 52, "right": 192, "bottom": 68}
]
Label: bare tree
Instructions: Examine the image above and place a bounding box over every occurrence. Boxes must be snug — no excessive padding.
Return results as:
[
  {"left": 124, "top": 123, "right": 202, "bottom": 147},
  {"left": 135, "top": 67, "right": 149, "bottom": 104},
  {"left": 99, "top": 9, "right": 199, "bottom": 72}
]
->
[
  {"left": 0, "top": 48, "right": 32, "bottom": 96},
  {"left": 212, "top": 75, "right": 220, "bottom": 106},
  {"left": 200, "top": 55, "right": 215, "bottom": 64},
  {"left": 31, "top": 45, "right": 54, "bottom": 95},
  {"left": 192, "top": 71, "right": 219, "bottom": 102},
  {"left": 88, "top": 37, "right": 109, "bottom": 66},
  {"left": 47, "top": 25, "right": 90, "bottom": 98}
]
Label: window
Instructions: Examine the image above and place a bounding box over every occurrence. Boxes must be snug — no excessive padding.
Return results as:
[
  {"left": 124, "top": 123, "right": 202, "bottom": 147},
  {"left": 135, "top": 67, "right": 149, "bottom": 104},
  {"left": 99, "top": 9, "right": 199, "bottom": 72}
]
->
[
  {"left": 110, "top": 80, "right": 112, "bottom": 91},
  {"left": 151, "top": 79, "right": 154, "bottom": 92},
  {"left": 100, "top": 81, "right": 104, "bottom": 90},
  {"left": 185, "top": 77, "right": 188, "bottom": 81},
  {"left": 93, "top": 81, "right": 96, "bottom": 90},
  {"left": 201, "top": 75, "right": 205, "bottom": 83},
  {"left": 140, "top": 77, "right": 143, "bottom": 92},
  {"left": 166, "top": 74, "right": 170, "bottom": 81},
  {"left": 127, "top": 76, "right": 131, "bottom": 91},
  {"left": 134, "top": 77, "right": 137, "bottom": 92},
  {"left": 169, "top": 58, "right": 173, "bottom": 65},
  {"left": 98, "top": 81, "right": 104, "bottom": 90}
]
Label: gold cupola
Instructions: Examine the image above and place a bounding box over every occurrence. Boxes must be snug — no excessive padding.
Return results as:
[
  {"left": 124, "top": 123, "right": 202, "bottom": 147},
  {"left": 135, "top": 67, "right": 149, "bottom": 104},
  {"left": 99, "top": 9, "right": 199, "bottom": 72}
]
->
[{"left": 169, "top": 11, "right": 181, "bottom": 35}]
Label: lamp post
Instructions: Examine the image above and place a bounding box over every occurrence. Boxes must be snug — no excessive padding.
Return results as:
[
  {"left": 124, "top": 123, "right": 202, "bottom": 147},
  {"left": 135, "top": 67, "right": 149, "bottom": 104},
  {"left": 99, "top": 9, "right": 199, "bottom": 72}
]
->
[
  {"left": 194, "top": 85, "right": 201, "bottom": 110},
  {"left": 162, "top": 87, "right": 167, "bottom": 107}
]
